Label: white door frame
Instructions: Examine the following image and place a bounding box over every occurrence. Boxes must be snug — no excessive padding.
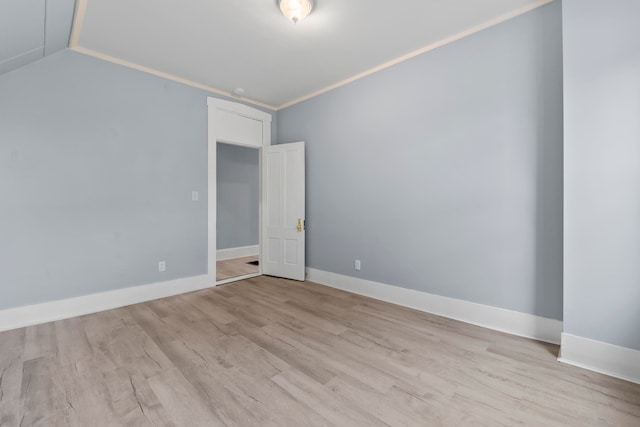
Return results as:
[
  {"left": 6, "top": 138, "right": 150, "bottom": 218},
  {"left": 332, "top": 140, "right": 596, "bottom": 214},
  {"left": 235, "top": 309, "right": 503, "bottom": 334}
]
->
[{"left": 207, "top": 97, "right": 272, "bottom": 285}]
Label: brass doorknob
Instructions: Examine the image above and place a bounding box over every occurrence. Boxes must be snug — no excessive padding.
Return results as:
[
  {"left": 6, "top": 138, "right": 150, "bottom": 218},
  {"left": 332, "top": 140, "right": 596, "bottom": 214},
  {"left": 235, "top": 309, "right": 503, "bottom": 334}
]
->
[{"left": 297, "top": 218, "right": 303, "bottom": 232}]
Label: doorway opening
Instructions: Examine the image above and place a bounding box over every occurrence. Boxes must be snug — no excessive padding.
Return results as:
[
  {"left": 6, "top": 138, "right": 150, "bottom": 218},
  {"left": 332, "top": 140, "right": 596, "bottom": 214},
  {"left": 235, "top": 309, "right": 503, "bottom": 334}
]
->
[
  {"left": 208, "top": 97, "right": 305, "bottom": 286},
  {"left": 216, "top": 142, "right": 260, "bottom": 283},
  {"left": 207, "top": 97, "right": 271, "bottom": 286}
]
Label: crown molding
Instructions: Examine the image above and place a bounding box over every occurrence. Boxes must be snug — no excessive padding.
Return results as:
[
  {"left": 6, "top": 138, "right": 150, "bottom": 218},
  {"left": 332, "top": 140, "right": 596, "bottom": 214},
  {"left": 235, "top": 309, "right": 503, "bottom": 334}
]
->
[
  {"left": 69, "top": 46, "right": 278, "bottom": 111},
  {"left": 68, "top": 0, "right": 87, "bottom": 48},
  {"left": 277, "top": 0, "right": 555, "bottom": 110},
  {"left": 67, "top": 0, "right": 555, "bottom": 111}
]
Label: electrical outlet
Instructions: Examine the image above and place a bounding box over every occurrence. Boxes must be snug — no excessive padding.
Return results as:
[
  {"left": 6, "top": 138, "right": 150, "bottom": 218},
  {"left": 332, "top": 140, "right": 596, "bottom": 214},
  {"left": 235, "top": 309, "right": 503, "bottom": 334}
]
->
[
  {"left": 158, "top": 261, "right": 166, "bottom": 272},
  {"left": 355, "top": 259, "right": 361, "bottom": 271},
  {"left": 192, "top": 191, "right": 199, "bottom": 202}
]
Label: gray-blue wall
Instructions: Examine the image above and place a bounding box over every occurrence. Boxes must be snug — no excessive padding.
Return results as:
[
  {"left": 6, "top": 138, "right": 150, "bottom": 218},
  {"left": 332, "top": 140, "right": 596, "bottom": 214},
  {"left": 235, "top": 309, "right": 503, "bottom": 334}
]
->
[
  {"left": 0, "top": 0, "right": 76, "bottom": 74},
  {"left": 0, "top": 49, "right": 275, "bottom": 310},
  {"left": 217, "top": 143, "right": 259, "bottom": 250},
  {"left": 563, "top": 0, "right": 640, "bottom": 350},
  {"left": 278, "top": 2, "right": 564, "bottom": 320}
]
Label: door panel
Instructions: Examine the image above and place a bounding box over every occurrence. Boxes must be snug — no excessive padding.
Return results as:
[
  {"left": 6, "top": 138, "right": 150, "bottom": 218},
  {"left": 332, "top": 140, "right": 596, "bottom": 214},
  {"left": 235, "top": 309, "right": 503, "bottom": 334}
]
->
[{"left": 262, "top": 142, "right": 305, "bottom": 281}]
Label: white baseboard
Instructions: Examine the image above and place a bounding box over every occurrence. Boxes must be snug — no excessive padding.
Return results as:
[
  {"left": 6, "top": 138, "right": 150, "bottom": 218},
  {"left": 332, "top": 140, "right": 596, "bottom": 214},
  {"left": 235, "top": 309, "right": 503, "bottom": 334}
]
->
[
  {"left": 306, "top": 268, "right": 562, "bottom": 345},
  {"left": 216, "top": 245, "right": 259, "bottom": 261},
  {"left": 0, "top": 274, "right": 213, "bottom": 332},
  {"left": 559, "top": 333, "right": 640, "bottom": 384}
]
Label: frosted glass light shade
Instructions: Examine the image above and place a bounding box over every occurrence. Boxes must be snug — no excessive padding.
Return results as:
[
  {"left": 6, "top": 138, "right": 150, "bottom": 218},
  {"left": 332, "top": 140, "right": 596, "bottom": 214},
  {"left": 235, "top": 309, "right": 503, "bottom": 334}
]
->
[{"left": 279, "top": 0, "right": 313, "bottom": 24}]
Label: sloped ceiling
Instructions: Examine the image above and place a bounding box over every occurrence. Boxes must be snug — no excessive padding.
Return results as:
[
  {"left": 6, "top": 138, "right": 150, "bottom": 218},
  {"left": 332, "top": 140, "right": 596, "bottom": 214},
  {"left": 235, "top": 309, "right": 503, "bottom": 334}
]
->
[
  {"left": 1, "top": 0, "right": 554, "bottom": 109},
  {"left": 0, "top": 0, "right": 76, "bottom": 74},
  {"left": 73, "top": 0, "right": 553, "bottom": 109}
]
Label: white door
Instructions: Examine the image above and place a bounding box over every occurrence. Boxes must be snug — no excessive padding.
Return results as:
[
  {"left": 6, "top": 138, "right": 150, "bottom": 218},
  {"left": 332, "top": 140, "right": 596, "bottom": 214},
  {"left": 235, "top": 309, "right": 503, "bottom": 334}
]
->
[{"left": 262, "top": 142, "right": 305, "bottom": 281}]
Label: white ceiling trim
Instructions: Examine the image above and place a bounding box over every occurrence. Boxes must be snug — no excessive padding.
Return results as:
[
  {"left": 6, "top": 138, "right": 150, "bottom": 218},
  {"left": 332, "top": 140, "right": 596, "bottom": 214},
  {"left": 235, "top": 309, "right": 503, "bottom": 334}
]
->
[
  {"left": 70, "top": 46, "right": 278, "bottom": 110},
  {"left": 68, "top": 0, "right": 277, "bottom": 110},
  {"left": 68, "top": 0, "right": 86, "bottom": 48},
  {"left": 68, "top": 0, "right": 555, "bottom": 111},
  {"left": 278, "top": 0, "right": 555, "bottom": 110}
]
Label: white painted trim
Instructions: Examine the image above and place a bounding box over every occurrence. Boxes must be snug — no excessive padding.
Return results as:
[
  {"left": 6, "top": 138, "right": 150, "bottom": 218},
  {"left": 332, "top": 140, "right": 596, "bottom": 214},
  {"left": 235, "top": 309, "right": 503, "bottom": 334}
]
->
[
  {"left": 207, "top": 112, "right": 217, "bottom": 285},
  {"left": 216, "top": 273, "right": 261, "bottom": 286},
  {"left": 69, "top": 47, "right": 277, "bottom": 111},
  {"left": 277, "top": 0, "right": 555, "bottom": 110},
  {"left": 559, "top": 333, "right": 640, "bottom": 384},
  {"left": 68, "top": 0, "right": 88, "bottom": 48},
  {"left": 0, "top": 275, "right": 212, "bottom": 332},
  {"left": 208, "top": 98, "right": 272, "bottom": 124},
  {"left": 216, "top": 245, "right": 260, "bottom": 261},
  {"left": 68, "top": 1, "right": 553, "bottom": 111},
  {"left": 208, "top": 98, "right": 271, "bottom": 284},
  {"left": 306, "top": 268, "right": 562, "bottom": 344}
]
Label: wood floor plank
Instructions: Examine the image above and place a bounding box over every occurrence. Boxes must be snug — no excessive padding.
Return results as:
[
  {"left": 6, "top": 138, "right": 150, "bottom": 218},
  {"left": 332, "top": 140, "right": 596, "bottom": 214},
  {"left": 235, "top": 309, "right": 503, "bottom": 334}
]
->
[
  {"left": 0, "top": 276, "right": 638, "bottom": 426},
  {"left": 102, "top": 369, "right": 171, "bottom": 427},
  {"left": 326, "top": 374, "right": 428, "bottom": 426},
  {"left": 0, "top": 330, "right": 25, "bottom": 427},
  {"left": 147, "top": 369, "right": 226, "bottom": 427},
  {"left": 23, "top": 323, "right": 57, "bottom": 362},
  {"left": 271, "top": 369, "right": 386, "bottom": 426},
  {"left": 19, "top": 357, "right": 71, "bottom": 426},
  {"left": 178, "top": 291, "right": 240, "bottom": 327},
  {"left": 230, "top": 319, "right": 338, "bottom": 385},
  {"left": 216, "top": 256, "right": 259, "bottom": 282},
  {"left": 263, "top": 322, "right": 399, "bottom": 394}
]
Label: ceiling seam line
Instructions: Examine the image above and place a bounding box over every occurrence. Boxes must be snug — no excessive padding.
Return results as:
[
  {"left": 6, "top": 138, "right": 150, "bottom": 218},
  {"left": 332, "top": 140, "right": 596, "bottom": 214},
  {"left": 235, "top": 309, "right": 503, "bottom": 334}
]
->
[
  {"left": 68, "top": 0, "right": 88, "bottom": 48},
  {"left": 43, "top": 0, "right": 48, "bottom": 55},
  {"left": 0, "top": 47, "right": 46, "bottom": 66},
  {"left": 276, "top": 0, "right": 556, "bottom": 110},
  {"left": 69, "top": 46, "right": 278, "bottom": 111}
]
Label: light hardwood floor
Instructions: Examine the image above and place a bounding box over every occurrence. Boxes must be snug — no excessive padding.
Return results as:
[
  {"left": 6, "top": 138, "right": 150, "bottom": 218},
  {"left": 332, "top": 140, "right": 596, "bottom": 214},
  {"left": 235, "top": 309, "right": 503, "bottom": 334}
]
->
[
  {"left": 216, "top": 256, "right": 259, "bottom": 281},
  {"left": 1, "top": 276, "right": 639, "bottom": 426}
]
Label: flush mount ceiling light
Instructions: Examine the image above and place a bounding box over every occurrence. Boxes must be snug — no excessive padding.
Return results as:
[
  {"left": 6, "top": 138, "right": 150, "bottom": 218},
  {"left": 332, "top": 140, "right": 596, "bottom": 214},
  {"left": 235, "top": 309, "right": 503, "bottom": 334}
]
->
[{"left": 279, "top": 0, "right": 314, "bottom": 24}]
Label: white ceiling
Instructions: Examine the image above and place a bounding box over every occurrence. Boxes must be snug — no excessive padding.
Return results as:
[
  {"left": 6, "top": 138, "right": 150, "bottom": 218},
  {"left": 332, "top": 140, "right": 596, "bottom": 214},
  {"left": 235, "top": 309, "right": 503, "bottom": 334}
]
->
[{"left": 74, "top": 0, "right": 550, "bottom": 109}]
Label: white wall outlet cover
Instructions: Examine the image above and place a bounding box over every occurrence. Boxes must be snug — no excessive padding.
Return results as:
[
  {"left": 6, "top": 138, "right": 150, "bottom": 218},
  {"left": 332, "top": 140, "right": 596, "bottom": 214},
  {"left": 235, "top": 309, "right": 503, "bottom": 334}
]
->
[
  {"left": 355, "top": 260, "right": 361, "bottom": 271},
  {"left": 192, "top": 191, "right": 199, "bottom": 201},
  {"left": 158, "top": 261, "right": 166, "bottom": 272}
]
